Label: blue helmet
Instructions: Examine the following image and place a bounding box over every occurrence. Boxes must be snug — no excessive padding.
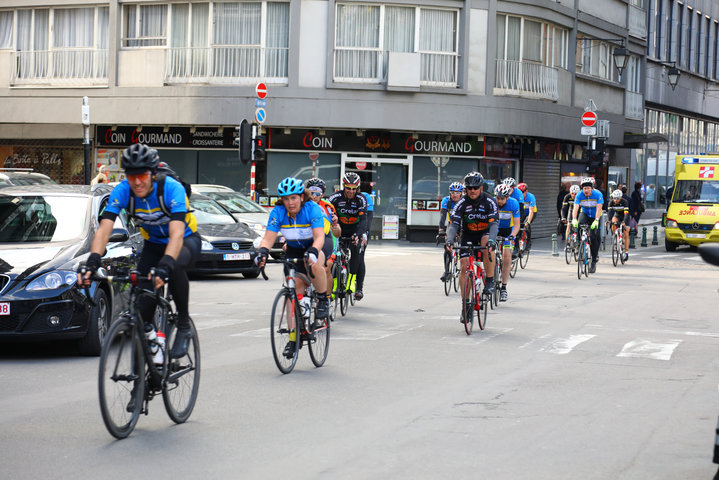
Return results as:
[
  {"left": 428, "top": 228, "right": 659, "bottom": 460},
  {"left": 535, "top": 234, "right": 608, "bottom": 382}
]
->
[
  {"left": 449, "top": 182, "right": 463, "bottom": 192},
  {"left": 277, "top": 177, "right": 304, "bottom": 196}
]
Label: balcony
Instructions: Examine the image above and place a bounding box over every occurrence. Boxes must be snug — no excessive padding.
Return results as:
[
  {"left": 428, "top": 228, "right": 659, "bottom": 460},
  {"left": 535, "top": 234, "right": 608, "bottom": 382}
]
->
[
  {"left": 625, "top": 91, "right": 644, "bottom": 120},
  {"left": 11, "top": 49, "right": 108, "bottom": 86},
  {"left": 628, "top": 5, "right": 647, "bottom": 40},
  {"left": 494, "top": 59, "right": 559, "bottom": 101},
  {"left": 166, "top": 46, "right": 288, "bottom": 85}
]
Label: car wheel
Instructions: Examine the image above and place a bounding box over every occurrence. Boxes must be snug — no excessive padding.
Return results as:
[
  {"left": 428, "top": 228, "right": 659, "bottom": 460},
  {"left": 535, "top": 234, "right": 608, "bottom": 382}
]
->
[
  {"left": 665, "top": 237, "right": 678, "bottom": 252},
  {"left": 243, "top": 269, "right": 261, "bottom": 279},
  {"left": 78, "top": 287, "right": 110, "bottom": 356}
]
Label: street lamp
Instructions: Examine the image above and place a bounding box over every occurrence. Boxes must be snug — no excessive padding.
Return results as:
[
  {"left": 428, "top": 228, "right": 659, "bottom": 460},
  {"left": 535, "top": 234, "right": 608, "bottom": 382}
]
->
[
  {"left": 612, "top": 46, "right": 629, "bottom": 76},
  {"left": 667, "top": 64, "right": 680, "bottom": 90}
]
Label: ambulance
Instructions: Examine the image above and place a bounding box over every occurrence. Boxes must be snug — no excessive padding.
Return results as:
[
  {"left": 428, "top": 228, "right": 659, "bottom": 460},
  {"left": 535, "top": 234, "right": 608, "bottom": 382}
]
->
[{"left": 665, "top": 155, "right": 719, "bottom": 251}]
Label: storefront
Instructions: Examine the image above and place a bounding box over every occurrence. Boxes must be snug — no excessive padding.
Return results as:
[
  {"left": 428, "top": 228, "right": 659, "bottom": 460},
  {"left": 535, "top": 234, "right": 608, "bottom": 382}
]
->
[{"left": 0, "top": 140, "right": 85, "bottom": 184}]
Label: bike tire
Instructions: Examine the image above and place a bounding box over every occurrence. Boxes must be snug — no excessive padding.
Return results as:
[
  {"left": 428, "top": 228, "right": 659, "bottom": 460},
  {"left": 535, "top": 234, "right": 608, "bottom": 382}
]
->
[
  {"left": 308, "top": 308, "right": 330, "bottom": 368},
  {"left": 339, "top": 265, "right": 349, "bottom": 316},
  {"left": 509, "top": 256, "right": 518, "bottom": 278},
  {"left": 478, "top": 293, "right": 488, "bottom": 330},
  {"left": 452, "top": 255, "right": 459, "bottom": 292},
  {"left": 583, "top": 240, "right": 590, "bottom": 277},
  {"left": 462, "top": 273, "right": 474, "bottom": 335},
  {"left": 565, "top": 241, "right": 572, "bottom": 265},
  {"left": 577, "top": 241, "right": 584, "bottom": 280},
  {"left": 612, "top": 235, "right": 619, "bottom": 266},
  {"left": 163, "top": 318, "right": 201, "bottom": 424},
  {"left": 270, "top": 289, "right": 300, "bottom": 374},
  {"left": 444, "top": 269, "right": 452, "bottom": 296},
  {"left": 98, "top": 317, "right": 145, "bottom": 439},
  {"left": 620, "top": 234, "right": 627, "bottom": 264},
  {"left": 349, "top": 273, "right": 356, "bottom": 306},
  {"left": 519, "top": 233, "right": 530, "bottom": 269},
  {"left": 330, "top": 263, "right": 339, "bottom": 321}
]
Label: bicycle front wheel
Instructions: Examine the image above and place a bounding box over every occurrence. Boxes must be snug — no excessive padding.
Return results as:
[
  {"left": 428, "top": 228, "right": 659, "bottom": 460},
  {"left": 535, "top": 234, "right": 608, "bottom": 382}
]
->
[
  {"left": 452, "top": 256, "right": 459, "bottom": 292},
  {"left": 339, "top": 266, "right": 349, "bottom": 316},
  {"left": 98, "top": 317, "right": 145, "bottom": 439},
  {"left": 163, "top": 318, "right": 201, "bottom": 424},
  {"left": 308, "top": 312, "right": 330, "bottom": 368},
  {"left": 519, "top": 235, "right": 530, "bottom": 269},
  {"left": 478, "top": 293, "right": 488, "bottom": 330},
  {"left": 577, "top": 241, "right": 584, "bottom": 280},
  {"left": 270, "top": 289, "right": 300, "bottom": 374},
  {"left": 612, "top": 235, "right": 619, "bottom": 266},
  {"left": 565, "top": 241, "right": 572, "bottom": 264},
  {"left": 583, "top": 240, "right": 590, "bottom": 277},
  {"left": 462, "top": 273, "right": 474, "bottom": 335}
]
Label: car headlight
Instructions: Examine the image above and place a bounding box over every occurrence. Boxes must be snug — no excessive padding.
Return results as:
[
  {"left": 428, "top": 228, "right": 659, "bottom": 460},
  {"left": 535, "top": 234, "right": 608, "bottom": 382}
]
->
[
  {"left": 252, "top": 237, "right": 262, "bottom": 249},
  {"left": 27, "top": 270, "right": 77, "bottom": 291},
  {"left": 714, "top": 222, "right": 719, "bottom": 230},
  {"left": 201, "top": 240, "right": 214, "bottom": 251},
  {"left": 249, "top": 223, "right": 266, "bottom": 236},
  {"left": 666, "top": 220, "right": 678, "bottom": 228}
]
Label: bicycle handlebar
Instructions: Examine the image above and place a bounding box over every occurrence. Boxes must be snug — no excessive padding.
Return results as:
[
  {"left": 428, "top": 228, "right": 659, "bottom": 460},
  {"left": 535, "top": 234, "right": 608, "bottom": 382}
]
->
[{"left": 260, "top": 256, "right": 316, "bottom": 282}]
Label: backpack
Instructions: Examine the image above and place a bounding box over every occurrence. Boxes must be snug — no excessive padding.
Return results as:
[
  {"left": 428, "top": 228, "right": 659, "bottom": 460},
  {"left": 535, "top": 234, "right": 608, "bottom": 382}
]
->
[{"left": 127, "top": 162, "right": 192, "bottom": 218}]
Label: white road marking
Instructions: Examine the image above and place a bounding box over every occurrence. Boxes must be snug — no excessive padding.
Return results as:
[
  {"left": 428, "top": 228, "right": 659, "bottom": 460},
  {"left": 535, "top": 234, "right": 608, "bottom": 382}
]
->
[
  {"left": 540, "top": 334, "right": 596, "bottom": 355},
  {"left": 617, "top": 338, "right": 682, "bottom": 361},
  {"left": 519, "top": 333, "right": 552, "bottom": 349}
]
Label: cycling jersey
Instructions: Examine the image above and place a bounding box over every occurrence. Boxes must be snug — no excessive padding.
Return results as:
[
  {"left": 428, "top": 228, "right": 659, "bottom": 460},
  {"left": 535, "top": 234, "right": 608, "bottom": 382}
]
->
[
  {"left": 561, "top": 193, "right": 576, "bottom": 221},
  {"left": 439, "top": 195, "right": 460, "bottom": 230},
  {"left": 449, "top": 192, "right": 499, "bottom": 238},
  {"left": 267, "top": 201, "right": 326, "bottom": 249},
  {"left": 510, "top": 187, "right": 524, "bottom": 206},
  {"left": 361, "top": 192, "right": 374, "bottom": 212},
  {"left": 574, "top": 189, "right": 604, "bottom": 218},
  {"left": 328, "top": 191, "right": 368, "bottom": 237},
  {"left": 522, "top": 191, "right": 537, "bottom": 216},
  {"left": 607, "top": 198, "right": 630, "bottom": 222},
  {"left": 104, "top": 177, "right": 197, "bottom": 244},
  {"left": 497, "top": 197, "right": 521, "bottom": 230},
  {"left": 315, "top": 199, "right": 337, "bottom": 236}
]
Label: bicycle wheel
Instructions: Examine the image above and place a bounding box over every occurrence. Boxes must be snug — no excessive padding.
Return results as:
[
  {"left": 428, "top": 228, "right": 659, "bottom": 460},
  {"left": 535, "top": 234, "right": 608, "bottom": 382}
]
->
[
  {"left": 339, "top": 264, "right": 349, "bottom": 317},
  {"left": 308, "top": 308, "right": 330, "bottom": 368},
  {"left": 478, "top": 292, "right": 488, "bottom": 330},
  {"left": 462, "top": 273, "right": 474, "bottom": 335},
  {"left": 452, "top": 255, "right": 459, "bottom": 292},
  {"left": 98, "top": 316, "right": 145, "bottom": 439},
  {"left": 443, "top": 255, "right": 452, "bottom": 296},
  {"left": 270, "top": 289, "right": 300, "bottom": 374},
  {"left": 577, "top": 240, "right": 584, "bottom": 280},
  {"left": 519, "top": 233, "right": 530, "bottom": 269},
  {"left": 620, "top": 234, "right": 627, "bottom": 264},
  {"left": 612, "top": 234, "right": 619, "bottom": 266},
  {"left": 565, "top": 240, "right": 572, "bottom": 265},
  {"left": 330, "top": 263, "right": 339, "bottom": 321},
  {"left": 583, "top": 239, "right": 590, "bottom": 277},
  {"left": 509, "top": 255, "right": 518, "bottom": 278},
  {"left": 349, "top": 273, "right": 356, "bottom": 306},
  {"left": 163, "top": 318, "right": 201, "bottom": 424}
]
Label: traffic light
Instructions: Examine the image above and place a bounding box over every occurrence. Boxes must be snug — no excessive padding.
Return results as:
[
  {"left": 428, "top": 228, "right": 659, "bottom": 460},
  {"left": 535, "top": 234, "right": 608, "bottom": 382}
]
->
[
  {"left": 254, "top": 134, "right": 266, "bottom": 162},
  {"left": 238, "top": 120, "right": 252, "bottom": 164},
  {"left": 584, "top": 149, "right": 605, "bottom": 173}
]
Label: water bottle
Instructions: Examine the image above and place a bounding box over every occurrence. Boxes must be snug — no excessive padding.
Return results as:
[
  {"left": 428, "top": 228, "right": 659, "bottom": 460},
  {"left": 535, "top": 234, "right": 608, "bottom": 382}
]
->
[
  {"left": 297, "top": 293, "right": 311, "bottom": 321},
  {"left": 144, "top": 325, "right": 164, "bottom": 365},
  {"left": 154, "top": 331, "right": 165, "bottom": 365},
  {"left": 474, "top": 277, "right": 482, "bottom": 292}
]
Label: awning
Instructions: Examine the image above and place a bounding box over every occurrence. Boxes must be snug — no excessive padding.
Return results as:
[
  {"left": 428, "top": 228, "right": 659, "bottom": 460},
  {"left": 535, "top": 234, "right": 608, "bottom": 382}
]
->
[{"left": 623, "top": 132, "right": 669, "bottom": 147}]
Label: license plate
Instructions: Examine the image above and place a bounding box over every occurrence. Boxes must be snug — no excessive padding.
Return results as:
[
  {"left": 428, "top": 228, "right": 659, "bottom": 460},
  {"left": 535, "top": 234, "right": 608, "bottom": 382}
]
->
[
  {"left": 0, "top": 303, "right": 10, "bottom": 315},
  {"left": 223, "top": 252, "right": 250, "bottom": 261},
  {"left": 686, "top": 233, "right": 706, "bottom": 239}
]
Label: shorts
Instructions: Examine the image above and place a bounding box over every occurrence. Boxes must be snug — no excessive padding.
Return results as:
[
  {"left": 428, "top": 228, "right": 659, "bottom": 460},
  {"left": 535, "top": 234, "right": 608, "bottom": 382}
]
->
[
  {"left": 459, "top": 231, "right": 489, "bottom": 259},
  {"left": 497, "top": 227, "right": 514, "bottom": 249},
  {"left": 285, "top": 242, "right": 328, "bottom": 276}
]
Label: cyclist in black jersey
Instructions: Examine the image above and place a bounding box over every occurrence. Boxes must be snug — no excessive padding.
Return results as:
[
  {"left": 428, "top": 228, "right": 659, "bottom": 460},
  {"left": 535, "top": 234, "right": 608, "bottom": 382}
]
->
[
  {"left": 328, "top": 172, "right": 368, "bottom": 299},
  {"left": 446, "top": 172, "right": 499, "bottom": 321},
  {"left": 608, "top": 189, "right": 630, "bottom": 261},
  {"left": 561, "top": 184, "right": 580, "bottom": 245}
]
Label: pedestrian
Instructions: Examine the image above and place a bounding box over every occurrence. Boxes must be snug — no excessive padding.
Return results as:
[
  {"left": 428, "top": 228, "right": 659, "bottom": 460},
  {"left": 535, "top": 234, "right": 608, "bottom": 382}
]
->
[
  {"left": 556, "top": 183, "right": 568, "bottom": 239},
  {"left": 630, "top": 181, "right": 643, "bottom": 230}
]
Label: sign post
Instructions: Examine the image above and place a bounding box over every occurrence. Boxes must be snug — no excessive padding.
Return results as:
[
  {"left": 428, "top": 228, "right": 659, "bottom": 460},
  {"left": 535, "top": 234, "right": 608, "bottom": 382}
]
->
[
  {"left": 251, "top": 83, "right": 268, "bottom": 202},
  {"left": 82, "top": 96, "right": 91, "bottom": 184},
  {"left": 582, "top": 104, "right": 597, "bottom": 151}
]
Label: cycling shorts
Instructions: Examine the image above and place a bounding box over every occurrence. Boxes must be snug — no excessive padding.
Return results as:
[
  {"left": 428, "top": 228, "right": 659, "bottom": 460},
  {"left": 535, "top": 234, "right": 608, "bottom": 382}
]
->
[
  {"left": 497, "top": 228, "right": 514, "bottom": 248},
  {"left": 459, "top": 231, "right": 489, "bottom": 259}
]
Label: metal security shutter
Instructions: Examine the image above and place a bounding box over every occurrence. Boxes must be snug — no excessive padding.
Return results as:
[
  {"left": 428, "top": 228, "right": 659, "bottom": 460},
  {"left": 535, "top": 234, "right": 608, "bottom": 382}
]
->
[{"left": 521, "top": 158, "right": 561, "bottom": 238}]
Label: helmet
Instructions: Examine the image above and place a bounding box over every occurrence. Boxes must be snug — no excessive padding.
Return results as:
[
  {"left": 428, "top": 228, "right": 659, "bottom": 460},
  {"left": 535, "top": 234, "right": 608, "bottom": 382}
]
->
[
  {"left": 449, "top": 181, "right": 463, "bottom": 192},
  {"left": 463, "top": 171, "right": 484, "bottom": 188},
  {"left": 121, "top": 143, "right": 159, "bottom": 174},
  {"left": 502, "top": 177, "right": 517, "bottom": 187},
  {"left": 305, "top": 177, "right": 326, "bottom": 194},
  {"left": 494, "top": 184, "right": 511, "bottom": 198},
  {"left": 342, "top": 172, "right": 361, "bottom": 188},
  {"left": 580, "top": 177, "right": 595, "bottom": 188},
  {"left": 611, "top": 189, "right": 623, "bottom": 199},
  {"left": 517, "top": 183, "right": 528, "bottom": 193},
  {"left": 277, "top": 177, "right": 304, "bottom": 196},
  {"left": 570, "top": 185, "right": 580, "bottom": 195}
]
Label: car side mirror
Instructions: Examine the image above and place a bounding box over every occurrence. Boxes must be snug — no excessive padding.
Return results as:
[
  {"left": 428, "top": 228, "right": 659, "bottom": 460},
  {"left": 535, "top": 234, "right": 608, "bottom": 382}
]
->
[
  {"left": 661, "top": 213, "right": 667, "bottom": 228},
  {"left": 109, "top": 228, "right": 130, "bottom": 243}
]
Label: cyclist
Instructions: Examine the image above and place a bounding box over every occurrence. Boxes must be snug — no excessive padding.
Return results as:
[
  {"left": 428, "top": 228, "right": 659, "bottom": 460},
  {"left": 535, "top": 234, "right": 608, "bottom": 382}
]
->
[
  {"left": 446, "top": 172, "right": 498, "bottom": 321},
  {"left": 571, "top": 176, "right": 604, "bottom": 273},
  {"left": 439, "top": 181, "right": 464, "bottom": 282},
  {"left": 503, "top": 177, "right": 525, "bottom": 255},
  {"left": 256, "top": 177, "right": 330, "bottom": 358},
  {"left": 78, "top": 143, "right": 201, "bottom": 359},
  {"left": 607, "top": 189, "right": 630, "bottom": 261},
  {"left": 328, "top": 172, "right": 368, "bottom": 300},
  {"left": 561, "top": 185, "right": 581, "bottom": 244},
  {"left": 517, "top": 182, "right": 536, "bottom": 251},
  {"left": 494, "top": 184, "right": 521, "bottom": 301},
  {"left": 306, "top": 177, "right": 342, "bottom": 295},
  {"left": 356, "top": 184, "right": 374, "bottom": 301}
]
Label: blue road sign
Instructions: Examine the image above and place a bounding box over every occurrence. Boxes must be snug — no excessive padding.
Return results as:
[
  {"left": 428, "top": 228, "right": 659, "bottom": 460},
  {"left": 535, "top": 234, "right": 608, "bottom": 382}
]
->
[
  {"left": 255, "top": 98, "right": 267, "bottom": 107},
  {"left": 255, "top": 107, "right": 266, "bottom": 124}
]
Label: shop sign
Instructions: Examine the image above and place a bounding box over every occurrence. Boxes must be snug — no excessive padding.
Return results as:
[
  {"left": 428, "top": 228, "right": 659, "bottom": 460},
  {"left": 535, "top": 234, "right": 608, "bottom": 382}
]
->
[{"left": 96, "top": 125, "right": 236, "bottom": 149}]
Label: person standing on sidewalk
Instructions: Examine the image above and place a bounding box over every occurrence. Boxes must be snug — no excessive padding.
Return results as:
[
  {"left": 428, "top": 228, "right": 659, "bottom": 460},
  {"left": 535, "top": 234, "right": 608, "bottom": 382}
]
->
[{"left": 630, "top": 182, "right": 643, "bottom": 229}]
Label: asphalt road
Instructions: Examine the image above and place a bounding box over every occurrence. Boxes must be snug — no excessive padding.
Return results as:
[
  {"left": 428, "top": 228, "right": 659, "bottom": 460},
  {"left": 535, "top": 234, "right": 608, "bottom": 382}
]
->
[{"left": 1, "top": 236, "right": 718, "bottom": 480}]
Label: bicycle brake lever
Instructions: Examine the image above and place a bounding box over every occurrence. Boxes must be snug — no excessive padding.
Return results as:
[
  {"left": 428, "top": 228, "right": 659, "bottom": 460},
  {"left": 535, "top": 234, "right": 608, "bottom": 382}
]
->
[{"left": 260, "top": 266, "right": 268, "bottom": 281}]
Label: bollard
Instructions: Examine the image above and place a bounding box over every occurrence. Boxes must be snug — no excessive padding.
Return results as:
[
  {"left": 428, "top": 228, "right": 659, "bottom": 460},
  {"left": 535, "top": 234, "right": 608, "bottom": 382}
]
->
[
  {"left": 640, "top": 226, "right": 648, "bottom": 247},
  {"left": 629, "top": 229, "right": 636, "bottom": 249},
  {"left": 652, "top": 226, "right": 658, "bottom": 245},
  {"left": 551, "top": 233, "right": 559, "bottom": 256}
]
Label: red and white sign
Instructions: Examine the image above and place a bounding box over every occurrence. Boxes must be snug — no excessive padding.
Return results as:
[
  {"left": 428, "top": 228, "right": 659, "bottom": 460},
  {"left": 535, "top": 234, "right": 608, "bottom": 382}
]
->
[
  {"left": 356, "top": 161, "right": 367, "bottom": 170},
  {"left": 308, "top": 152, "right": 319, "bottom": 161},
  {"left": 700, "top": 166, "right": 715, "bottom": 178},
  {"left": 581, "top": 111, "right": 597, "bottom": 127},
  {"left": 255, "top": 82, "right": 267, "bottom": 99}
]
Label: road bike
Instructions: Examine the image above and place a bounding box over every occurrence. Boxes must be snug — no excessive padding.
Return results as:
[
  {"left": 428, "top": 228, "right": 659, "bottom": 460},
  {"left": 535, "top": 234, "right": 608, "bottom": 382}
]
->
[
  {"left": 490, "top": 238, "right": 505, "bottom": 308},
  {"left": 88, "top": 266, "right": 200, "bottom": 439},
  {"left": 331, "top": 238, "right": 354, "bottom": 317},
  {"left": 611, "top": 222, "right": 628, "bottom": 266},
  {"left": 458, "top": 244, "right": 491, "bottom": 335},
  {"left": 577, "top": 224, "right": 591, "bottom": 279},
  {"left": 518, "top": 224, "right": 530, "bottom": 269},
  {"left": 601, "top": 212, "right": 610, "bottom": 251},
  {"left": 263, "top": 256, "right": 330, "bottom": 374},
  {"left": 439, "top": 236, "right": 460, "bottom": 296}
]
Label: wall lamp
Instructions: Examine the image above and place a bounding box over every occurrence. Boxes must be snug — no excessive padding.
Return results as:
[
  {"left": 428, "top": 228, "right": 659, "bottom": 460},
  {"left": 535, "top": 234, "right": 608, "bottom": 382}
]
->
[
  {"left": 577, "top": 37, "right": 628, "bottom": 76},
  {"left": 648, "top": 61, "right": 681, "bottom": 91}
]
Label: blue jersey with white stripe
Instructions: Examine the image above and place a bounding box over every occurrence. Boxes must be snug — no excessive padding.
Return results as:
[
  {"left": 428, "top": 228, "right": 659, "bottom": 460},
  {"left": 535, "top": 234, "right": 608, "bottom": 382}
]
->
[{"left": 267, "top": 201, "right": 326, "bottom": 249}]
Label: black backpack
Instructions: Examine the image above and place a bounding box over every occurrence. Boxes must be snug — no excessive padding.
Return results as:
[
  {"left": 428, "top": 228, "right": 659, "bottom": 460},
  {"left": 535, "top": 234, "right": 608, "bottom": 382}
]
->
[{"left": 128, "top": 162, "right": 192, "bottom": 218}]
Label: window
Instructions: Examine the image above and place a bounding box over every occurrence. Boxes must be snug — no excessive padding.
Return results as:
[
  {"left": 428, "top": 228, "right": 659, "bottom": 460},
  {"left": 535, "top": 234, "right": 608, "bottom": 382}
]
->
[
  {"left": 123, "top": 4, "right": 167, "bottom": 47},
  {"left": 576, "top": 35, "right": 617, "bottom": 81},
  {"left": 334, "top": 3, "right": 459, "bottom": 87},
  {"left": 497, "top": 14, "right": 567, "bottom": 68},
  {"left": 0, "top": 11, "right": 12, "bottom": 49},
  {"left": 625, "top": 56, "right": 641, "bottom": 92}
]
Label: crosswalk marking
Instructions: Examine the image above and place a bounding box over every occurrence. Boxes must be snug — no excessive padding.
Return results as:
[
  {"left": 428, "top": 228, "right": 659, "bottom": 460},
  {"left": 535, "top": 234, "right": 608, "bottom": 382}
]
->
[
  {"left": 617, "top": 338, "right": 682, "bottom": 361},
  {"left": 540, "top": 334, "right": 596, "bottom": 354}
]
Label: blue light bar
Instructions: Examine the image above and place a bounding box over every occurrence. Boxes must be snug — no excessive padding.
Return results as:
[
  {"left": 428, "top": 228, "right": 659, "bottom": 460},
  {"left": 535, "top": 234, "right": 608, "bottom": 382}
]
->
[{"left": 682, "top": 157, "right": 698, "bottom": 164}]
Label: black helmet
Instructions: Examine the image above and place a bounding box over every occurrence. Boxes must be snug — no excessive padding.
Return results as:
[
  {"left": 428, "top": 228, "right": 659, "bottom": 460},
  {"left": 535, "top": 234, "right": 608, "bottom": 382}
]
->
[
  {"left": 121, "top": 143, "right": 159, "bottom": 174},
  {"left": 463, "top": 171, "right": 484, "bottom": 188},
  {"left": 305, "top": 177, "right": 326, "bottom": 193}
]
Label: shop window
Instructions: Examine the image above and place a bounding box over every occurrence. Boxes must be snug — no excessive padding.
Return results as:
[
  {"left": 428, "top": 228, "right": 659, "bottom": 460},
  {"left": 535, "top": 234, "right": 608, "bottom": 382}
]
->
[
  {"left": 155, "top": 149, "right": 198, "bottom": 184},
  {"left": 198, "top": 150, "right": 251, "bottom": 193},
  {"left": 266, "top": 152, "right": 340, "bottom": 197},
  {"left": 411, "top": 156, "right": 477, "bottom": 201},
  {"left": 480, "top": 158, "right": 516, "bottom": 194}
]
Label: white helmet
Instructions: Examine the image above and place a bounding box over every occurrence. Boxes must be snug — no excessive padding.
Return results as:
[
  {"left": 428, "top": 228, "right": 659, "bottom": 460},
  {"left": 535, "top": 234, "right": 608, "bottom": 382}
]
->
[
  {"left": 570, "top": 185, "right": 580, "bottom": 195},
  {"left": 611, "top": 189, "right": 623, "bottom": 199},
  {"left": 580, "top": 177, "right": 595, "bottom": 188}
]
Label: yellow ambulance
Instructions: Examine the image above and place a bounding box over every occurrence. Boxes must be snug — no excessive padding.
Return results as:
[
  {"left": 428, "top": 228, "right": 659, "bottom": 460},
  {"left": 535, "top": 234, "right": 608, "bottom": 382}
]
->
[{"left": 665, "top": 155, "right": 719, "bottom": 251}]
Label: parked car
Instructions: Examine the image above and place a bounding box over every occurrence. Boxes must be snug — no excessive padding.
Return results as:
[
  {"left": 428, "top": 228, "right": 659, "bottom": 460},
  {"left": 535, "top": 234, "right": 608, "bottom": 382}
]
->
[
  {"left": 189, "top": 194, "right": 262, "bottom": 277},
  {"left": 192, "top": 184, "right": 234, "bottom": 193},
  {"left": 0, "top": 184, "right": 142, "bottom": 355},
  {"left": 0, "top": 170, "right": 56, "bottom": 187}
]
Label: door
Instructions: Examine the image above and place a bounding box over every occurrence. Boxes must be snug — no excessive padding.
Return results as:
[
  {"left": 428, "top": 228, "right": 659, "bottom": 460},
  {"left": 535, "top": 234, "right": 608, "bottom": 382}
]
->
[{"left": 342, "top": 154, "right": 411, "bottom": 239}]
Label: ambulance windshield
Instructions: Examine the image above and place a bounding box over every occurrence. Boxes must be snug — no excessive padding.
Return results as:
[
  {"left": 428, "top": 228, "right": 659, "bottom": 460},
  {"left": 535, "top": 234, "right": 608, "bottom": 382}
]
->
[{"left": 674, "top": 180, "right": 719, "bottom": 203}]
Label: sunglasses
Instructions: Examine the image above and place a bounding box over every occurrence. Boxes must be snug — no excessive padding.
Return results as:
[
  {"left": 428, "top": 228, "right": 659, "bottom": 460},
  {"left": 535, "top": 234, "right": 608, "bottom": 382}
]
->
[
  {"left": 309, "top": 191, "right": 322, "bottom": 197},
  {"left": 344, "top": 186, "right": 358, "bottom": 191},
  {"left": 465, "top": 186, "right": 480, "bottom": 191},
  {"left": 127, "top": 172, "right": 151, "bottom": 182}
]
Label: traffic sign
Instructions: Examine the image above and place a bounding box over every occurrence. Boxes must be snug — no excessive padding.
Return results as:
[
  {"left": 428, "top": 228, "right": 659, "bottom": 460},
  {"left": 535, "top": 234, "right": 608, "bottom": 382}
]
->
[
  {"left": 255, "top": 82, "right": 267, "bottom": 99},
  {"left": 581, "top": 126, "right": 597, "bottom": 136},
  {"left": 255, "top": 98, "right": 266, "bottom": 107},
  {"left": 581, "top": 111, "right": 597, "bottom": 127},
  {"left": 356, "top": 161, "right": 367, "bottom": 170},
  {"left": 308, "top": 152, "right": 319, "bottom": 161},
  {"left": 255, "top": 107, "right": 266, "bottom": 124}
]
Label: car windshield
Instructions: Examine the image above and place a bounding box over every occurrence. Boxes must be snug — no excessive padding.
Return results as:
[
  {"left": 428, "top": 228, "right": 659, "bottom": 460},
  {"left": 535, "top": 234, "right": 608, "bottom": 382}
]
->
[
  {"left": 190, "top": 198, "right": 236, "bottom": 225},
  {"left": 205, "top": 192, "right": 266, "bottom": 213},
  {"left": 673, "top": 180, "right": 719, "bottom": 203},
  {"left": 0, "top": 195, "right": 88, "bottom": 242},
  {"left": 9, "top": 176, "right": 55, "bottom": 186}
]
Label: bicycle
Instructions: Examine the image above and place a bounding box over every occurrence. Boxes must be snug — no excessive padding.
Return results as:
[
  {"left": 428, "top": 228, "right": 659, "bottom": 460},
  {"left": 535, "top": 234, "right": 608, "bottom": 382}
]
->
[
  {"left": 263, "top": 256, "right": 330, "bottom": 374},
  {"left": 88, "top": 266, "right": 200, "bottom": 439},
  {"left": 611, "top": 221, "right": 627, "bottom": 266},
  {"left": 518, "top": 224, "right": 530, "bottom": 269},
  {"left": 565, "top": 226, "right": 579, "bottom": 265},
  {"left": 458, "top": 244, "right": 491, "bottom": 335},
  {"left": 576, "top": 224, "right": 591, "bottom": 279},
  {"left": 490, "top": 238, "right": 504, "bottom": 309},
  {"left": 601, "top": 212, "right": 610, "bottom": 251},
  {"left": 441, "top": 237, "right": 460, "bottom": 296},
  {"left": 331, "top": 238, "right": 353, "bottom": 317}
]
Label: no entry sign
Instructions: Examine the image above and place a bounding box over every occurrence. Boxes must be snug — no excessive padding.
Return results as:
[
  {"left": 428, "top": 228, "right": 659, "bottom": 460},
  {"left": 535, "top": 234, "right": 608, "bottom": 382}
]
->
[
  {"left": 255, "top": 82, "right": 267, "bottom": 99},
  {"left": 581, "top": 111, "right": 597, "bottom": 127}
]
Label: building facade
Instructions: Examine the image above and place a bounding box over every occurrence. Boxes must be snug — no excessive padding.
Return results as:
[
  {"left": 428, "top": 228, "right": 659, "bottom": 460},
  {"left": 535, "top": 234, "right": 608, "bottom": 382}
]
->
[{"left": 0, "top": 0, "right": 693, "bottom": 239}]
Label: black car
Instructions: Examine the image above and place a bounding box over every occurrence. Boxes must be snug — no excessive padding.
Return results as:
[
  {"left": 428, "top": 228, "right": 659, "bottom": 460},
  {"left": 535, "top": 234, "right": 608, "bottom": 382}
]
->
[
  {"left": 0, "top": 185, "right": 142, "bottom": 355},
  {"left": 189, "top": 194, "right": 261, "bottom": 277}
]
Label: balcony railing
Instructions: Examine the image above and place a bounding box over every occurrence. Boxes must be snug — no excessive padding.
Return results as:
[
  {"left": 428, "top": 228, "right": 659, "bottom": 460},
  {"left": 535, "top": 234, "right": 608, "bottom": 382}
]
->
[
  {"left": 166, "top": 46, "right": 288, "bottom": 84},
  {"left": 494, "top": 59, "right": 559, "bottom": 101},
  {"left": 11, "top": 49, "right": 108, "bottom": 86},
  {"left": 625, "top": 91, "right": 644, "bottom": 120}
]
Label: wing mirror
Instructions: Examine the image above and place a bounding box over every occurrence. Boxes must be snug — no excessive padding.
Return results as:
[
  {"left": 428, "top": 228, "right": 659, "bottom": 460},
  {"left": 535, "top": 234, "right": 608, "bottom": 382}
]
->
[{"left": 109, "top": 228, "right": 130, "bottom": 243}]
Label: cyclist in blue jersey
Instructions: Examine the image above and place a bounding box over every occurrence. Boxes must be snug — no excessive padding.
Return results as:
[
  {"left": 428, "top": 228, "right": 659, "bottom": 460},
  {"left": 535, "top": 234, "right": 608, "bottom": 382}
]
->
[
  {"left": 356, "top": 185, "right": 374, "bottom": 300},
  {"left": 517, "top": 182, "right": 536, "bottom": 251},
  {"left": 439, "top": 181, "right": 464, "bottom": 282},
  {"left": 79, "top": 143, "right": 201, "bottom": 359},
  {"left": 494, "top": 184, "right": 521, "bottom": 301},
  {"left": 503, "top": 177, "right": 525, "bottom": 255},
  {"left": 572, "top": 176, "right": 604, "bottom": 273},
  {"left": 306, "top": 177, "right": 341, "bottom": 294}
]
